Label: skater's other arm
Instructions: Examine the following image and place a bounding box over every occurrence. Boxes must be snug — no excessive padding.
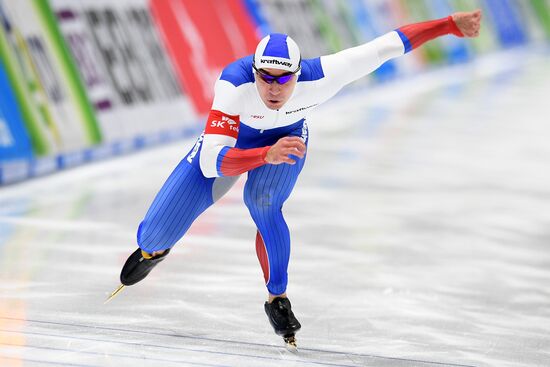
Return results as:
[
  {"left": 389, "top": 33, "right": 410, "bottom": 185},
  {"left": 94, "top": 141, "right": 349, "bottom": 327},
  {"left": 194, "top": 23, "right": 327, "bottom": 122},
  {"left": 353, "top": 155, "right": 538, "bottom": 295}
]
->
[
  {"left": 321, "top": 10, "right": 482, "bottom": 88},
  {"left": 200, "top": 108, "right": 269, "bottom": 178},
  {"left": 199, "top": 78, "right": 255, "bottom": 178},
  {"left": 200, "top": 81, "right": 306, "bottom": 178}
]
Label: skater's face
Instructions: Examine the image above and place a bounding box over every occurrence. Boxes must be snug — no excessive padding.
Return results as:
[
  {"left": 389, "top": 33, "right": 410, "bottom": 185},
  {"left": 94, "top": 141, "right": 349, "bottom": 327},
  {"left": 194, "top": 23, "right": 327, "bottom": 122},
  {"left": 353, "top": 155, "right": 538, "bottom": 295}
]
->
[{"left": 255, "top": 67, "right": 298, "bottom": 110}]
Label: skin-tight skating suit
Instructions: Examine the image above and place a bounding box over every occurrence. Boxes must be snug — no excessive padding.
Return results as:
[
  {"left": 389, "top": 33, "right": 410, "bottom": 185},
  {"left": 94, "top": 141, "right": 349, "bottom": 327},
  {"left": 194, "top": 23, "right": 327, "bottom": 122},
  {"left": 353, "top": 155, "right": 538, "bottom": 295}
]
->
[{"left": 136, "top": 17, "right": 463, "bottom": 295}]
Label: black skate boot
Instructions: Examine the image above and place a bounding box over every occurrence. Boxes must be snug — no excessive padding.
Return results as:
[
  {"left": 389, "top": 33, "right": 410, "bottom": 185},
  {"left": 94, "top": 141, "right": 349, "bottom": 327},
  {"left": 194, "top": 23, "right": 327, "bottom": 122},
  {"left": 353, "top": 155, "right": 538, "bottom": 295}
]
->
[
  {"left": 265, "top": 297, "right": 301, "bottom": 350},
  {"left": 120, "top": 248, "right": 171, "bottom": 286}
]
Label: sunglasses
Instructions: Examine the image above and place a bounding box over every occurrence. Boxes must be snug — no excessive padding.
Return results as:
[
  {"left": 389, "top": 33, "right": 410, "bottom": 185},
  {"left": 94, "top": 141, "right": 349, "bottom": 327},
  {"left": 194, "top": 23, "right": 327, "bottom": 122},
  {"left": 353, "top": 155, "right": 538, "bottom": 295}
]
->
[{"left": 253, "top": 64, "right": 299, "bottom": 85}]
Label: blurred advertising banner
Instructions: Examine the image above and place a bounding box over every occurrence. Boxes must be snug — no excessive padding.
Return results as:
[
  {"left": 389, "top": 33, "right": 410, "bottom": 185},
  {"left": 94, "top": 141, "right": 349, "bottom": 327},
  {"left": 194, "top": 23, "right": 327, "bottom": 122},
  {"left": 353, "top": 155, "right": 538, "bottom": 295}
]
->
[
  {"left": 0, "top": 0, "right": 101, "bottom": 157},
  {"left": 531, "top": 0, "right": 550, "bottom": 39},
  {"left": 0, "top": 62, "right": 33, "bottom": 184},
  {"left": 150, "top": 0, "right": 259, "bottom": 114},
  {"left": 252, "top": 0, "right": 332, "bottom": 58},
  {"left": 0, "top": 60, "right": 33, "bottom": 171},
  {"left": 483, "top": 0, "right": 527, "bottom": 47},
  {"left": 50, "top": 0, "right": 196, "bottom": 147},
  {"left": 0, "top": 0, "right": 62, "bottom": 156}
]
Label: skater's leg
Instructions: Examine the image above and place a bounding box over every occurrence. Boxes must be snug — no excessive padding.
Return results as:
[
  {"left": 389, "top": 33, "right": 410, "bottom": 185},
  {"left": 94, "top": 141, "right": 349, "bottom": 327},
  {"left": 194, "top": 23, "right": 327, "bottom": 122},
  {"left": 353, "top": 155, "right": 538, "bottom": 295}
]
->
[
  {"left": 120, "top": 159, "right": 238, "bottom": 286},
  {"left": 248, "top": 185, "right": 304, "bottom": 337},
  {"left": 244, "top": 124, "right": 308, "bottom": 341},
  {"left": 244, "top": 126, "right": 308, "bottom": 297}
]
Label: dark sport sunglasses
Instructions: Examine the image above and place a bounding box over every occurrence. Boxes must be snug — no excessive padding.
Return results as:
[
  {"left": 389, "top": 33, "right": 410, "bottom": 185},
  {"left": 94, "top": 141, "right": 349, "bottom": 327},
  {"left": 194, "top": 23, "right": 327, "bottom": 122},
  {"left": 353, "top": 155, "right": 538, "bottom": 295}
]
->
[{"left": 253, "top": 64, "right": 300, "bottom": 85}]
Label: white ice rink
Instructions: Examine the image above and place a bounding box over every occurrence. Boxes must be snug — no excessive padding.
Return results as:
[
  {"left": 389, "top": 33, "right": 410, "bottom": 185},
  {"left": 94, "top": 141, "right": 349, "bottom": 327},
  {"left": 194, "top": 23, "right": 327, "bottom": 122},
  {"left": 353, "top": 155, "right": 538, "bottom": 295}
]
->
[{"left": 1, "top": 49, "right": 550, "bottom": 367}]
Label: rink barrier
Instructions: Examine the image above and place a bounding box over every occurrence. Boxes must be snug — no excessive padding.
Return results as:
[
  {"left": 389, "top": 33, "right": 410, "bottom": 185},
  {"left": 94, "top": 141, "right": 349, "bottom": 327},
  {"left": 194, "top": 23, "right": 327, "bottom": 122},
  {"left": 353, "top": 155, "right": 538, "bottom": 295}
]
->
[{"left": 0, "top": 125, "right": 201, "bottom": 185}]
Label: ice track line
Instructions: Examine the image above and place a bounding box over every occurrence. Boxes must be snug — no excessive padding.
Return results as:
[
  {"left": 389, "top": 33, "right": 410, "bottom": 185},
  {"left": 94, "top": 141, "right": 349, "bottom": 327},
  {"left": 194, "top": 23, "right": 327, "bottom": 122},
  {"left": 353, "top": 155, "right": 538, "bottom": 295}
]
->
[{"left": 0, "top": 316, "right": 479, "bottom": 367}]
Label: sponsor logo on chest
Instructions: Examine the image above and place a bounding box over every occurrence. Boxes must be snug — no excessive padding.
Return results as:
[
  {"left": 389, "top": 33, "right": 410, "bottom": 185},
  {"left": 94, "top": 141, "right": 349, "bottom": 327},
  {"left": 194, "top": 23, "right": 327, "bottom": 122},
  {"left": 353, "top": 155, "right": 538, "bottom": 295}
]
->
[
  {"left": 211, "top": 115, "right": 239, "bottom": 133},
  {"left": 285, "top": 103, "right": 318, "bottom": 115}
]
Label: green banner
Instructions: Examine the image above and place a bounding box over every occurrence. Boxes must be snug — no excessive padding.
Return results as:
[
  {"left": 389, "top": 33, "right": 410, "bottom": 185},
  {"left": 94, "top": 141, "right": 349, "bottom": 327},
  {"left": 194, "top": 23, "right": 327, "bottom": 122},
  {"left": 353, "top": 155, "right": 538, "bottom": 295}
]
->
[
  {"left": 531, "top": 0, "right": 550, "bottom": 39},
  {"left": 34, "top": 0, "right": 102, "bottom": 144},
  {"left": 0, "top": 3, "right": 53, "bottom": 155}
]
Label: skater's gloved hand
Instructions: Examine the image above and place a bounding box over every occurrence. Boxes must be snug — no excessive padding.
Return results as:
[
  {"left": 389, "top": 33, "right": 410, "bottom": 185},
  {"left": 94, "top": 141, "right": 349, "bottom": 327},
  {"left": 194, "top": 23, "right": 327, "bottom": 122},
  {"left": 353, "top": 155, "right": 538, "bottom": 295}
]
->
[
  {"left": 265, "top": 137, "right": 306, "bottom": 165},
  {"left": 452, "top": 9, "right": 482, "bottom": 37}
]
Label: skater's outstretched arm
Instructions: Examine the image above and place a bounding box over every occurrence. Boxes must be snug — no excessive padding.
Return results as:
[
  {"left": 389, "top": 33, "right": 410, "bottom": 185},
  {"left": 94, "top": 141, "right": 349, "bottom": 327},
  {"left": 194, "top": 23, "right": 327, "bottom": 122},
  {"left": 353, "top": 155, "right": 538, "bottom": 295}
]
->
[{"left": 320, "top": 10, "right": 482, "bottom": 89}]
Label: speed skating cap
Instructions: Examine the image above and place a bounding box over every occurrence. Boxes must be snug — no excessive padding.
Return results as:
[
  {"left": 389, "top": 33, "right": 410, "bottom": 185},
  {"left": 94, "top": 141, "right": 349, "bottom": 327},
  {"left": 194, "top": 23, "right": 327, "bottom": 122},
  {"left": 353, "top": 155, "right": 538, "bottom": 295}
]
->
[{"left": 254, "top": 33, "right": 301, "bottom": 73}]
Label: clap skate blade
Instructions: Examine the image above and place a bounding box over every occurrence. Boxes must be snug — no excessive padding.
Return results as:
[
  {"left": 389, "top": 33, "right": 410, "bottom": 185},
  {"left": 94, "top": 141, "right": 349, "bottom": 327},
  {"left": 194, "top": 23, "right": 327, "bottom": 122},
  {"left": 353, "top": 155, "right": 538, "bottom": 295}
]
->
[{"left": 104, "top": 284, "right": 125, "bottom": 304}]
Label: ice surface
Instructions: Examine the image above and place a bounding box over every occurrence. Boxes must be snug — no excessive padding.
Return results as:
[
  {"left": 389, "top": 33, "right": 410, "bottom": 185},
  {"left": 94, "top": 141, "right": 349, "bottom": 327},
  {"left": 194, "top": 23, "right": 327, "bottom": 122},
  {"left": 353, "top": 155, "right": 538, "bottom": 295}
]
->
[{"left": 1, "top": 49, "right": 550, "bottom": 366}]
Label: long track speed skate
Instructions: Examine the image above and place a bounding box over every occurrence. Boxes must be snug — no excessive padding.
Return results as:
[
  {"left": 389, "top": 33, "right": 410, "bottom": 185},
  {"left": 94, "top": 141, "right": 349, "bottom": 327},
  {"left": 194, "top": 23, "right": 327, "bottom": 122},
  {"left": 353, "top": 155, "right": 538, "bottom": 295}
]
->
[
  {"left": 105, "top": 248, "right": 170, "bottom": 303},
  {"left": 264, "top": 297, "right": 301, "bottom": 351}
]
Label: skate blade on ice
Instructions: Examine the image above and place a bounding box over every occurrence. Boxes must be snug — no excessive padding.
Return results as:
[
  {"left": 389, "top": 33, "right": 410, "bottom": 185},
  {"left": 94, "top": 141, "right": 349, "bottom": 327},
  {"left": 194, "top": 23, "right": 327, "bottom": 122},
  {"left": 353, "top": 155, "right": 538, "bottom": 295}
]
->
[
  {"left": 284, "top": 335, "right": 298, "bottom": 352},
  {"left": 104, "top": 284, "right": 125, "bottom": 304}
]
